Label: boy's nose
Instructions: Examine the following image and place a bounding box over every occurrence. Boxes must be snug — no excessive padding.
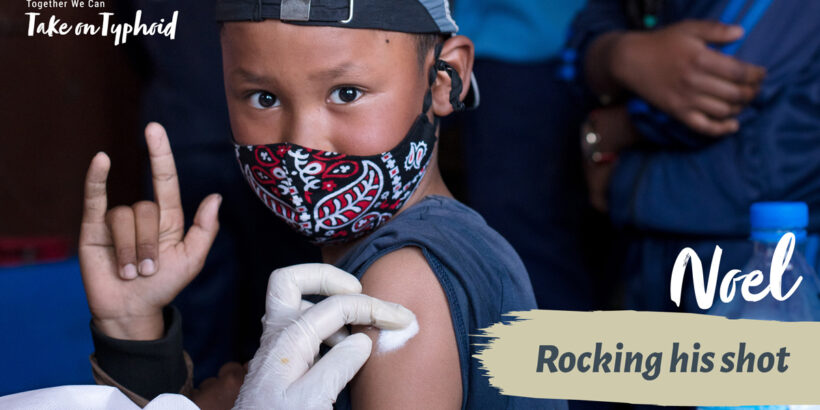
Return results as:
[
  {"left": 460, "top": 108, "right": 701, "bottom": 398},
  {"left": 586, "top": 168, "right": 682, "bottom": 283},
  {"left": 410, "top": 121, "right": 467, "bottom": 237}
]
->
[{"left": 286, "top": 107, "right": 335, "bottom": 152}]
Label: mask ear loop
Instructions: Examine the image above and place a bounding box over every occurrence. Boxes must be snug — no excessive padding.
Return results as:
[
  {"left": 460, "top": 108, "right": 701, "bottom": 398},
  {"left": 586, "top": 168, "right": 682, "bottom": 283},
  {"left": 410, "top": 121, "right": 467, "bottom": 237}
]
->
[
  {"left": 421, "top": 42, "right": 467, "bottom": 116},
  {"left": 435, "top": 60, "right": 466, "bottom": 112},
  {"left": 421, "top": 43, "right": 444, "bottom": 116}
]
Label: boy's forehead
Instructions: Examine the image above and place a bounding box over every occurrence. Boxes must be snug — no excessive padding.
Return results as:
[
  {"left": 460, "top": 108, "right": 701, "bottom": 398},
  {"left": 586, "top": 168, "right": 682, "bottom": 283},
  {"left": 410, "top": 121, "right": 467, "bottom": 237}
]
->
[{"left": 222, "top": 21, "right": 417, "bottom": 73}]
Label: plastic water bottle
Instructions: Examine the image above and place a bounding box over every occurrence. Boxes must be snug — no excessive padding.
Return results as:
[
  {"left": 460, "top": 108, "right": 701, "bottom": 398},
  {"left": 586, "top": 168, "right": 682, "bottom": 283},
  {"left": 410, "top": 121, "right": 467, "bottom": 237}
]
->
[
  {"left": 699, "top": 203, "right": 820, "bottom": 410},
  {"left": 708, "top": 202, "right": 820, "bottom": 322}
]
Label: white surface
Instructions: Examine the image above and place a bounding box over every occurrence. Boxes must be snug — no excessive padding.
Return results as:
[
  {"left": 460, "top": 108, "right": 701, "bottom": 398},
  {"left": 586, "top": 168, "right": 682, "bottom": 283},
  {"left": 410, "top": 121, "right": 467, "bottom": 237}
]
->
[{"left": 0, "top": 385, "right": 198, "bottom": 410}]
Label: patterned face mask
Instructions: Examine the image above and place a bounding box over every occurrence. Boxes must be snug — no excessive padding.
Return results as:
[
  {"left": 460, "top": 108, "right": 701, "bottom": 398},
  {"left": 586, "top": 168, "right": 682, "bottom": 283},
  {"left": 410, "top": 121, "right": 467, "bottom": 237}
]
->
[
  {"left": 233, "top": 114, "right": 437, "bottom": 244},
  {"left": 233, "top": 44, "right": 466, "bottom": 245}
]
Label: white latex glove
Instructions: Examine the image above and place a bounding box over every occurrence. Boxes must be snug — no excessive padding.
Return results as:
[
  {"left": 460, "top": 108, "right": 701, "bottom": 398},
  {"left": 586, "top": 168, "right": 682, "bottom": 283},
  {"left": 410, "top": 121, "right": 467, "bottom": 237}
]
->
[
  {"left": 233, "top": 264, "right": 415, "bottom": 410},
  {"left": 0, "top": 385, "right": 197, "bottom": 410}
]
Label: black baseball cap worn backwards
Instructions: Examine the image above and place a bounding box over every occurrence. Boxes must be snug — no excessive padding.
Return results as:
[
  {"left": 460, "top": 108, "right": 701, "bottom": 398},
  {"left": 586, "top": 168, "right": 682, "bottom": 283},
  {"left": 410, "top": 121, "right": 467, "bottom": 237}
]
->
[{"left": 215, "top": 0, "right": 480, "bottom": 109}]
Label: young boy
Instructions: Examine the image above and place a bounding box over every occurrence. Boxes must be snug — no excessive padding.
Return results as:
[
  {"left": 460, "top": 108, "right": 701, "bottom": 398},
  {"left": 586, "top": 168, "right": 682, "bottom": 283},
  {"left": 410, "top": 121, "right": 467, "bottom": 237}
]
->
[{"left": 82, "top": 0, "right": 567, "bottom": 408}]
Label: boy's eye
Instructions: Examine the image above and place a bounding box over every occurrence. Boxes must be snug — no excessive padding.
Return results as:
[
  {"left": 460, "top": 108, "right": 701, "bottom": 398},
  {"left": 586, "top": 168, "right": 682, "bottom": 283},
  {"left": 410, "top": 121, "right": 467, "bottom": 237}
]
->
[
  {"left": 329, "top": 87, "right": 363, "bottom": 104},
  {"left": 250, "top": 91, "right": 280, "bottom": 109}
]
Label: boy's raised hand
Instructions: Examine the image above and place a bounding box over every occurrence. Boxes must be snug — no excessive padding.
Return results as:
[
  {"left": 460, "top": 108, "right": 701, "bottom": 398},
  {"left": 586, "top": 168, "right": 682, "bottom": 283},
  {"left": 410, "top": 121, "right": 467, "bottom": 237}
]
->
[{"left": 79, "top": 122, "right": 222, "bottom": 341}]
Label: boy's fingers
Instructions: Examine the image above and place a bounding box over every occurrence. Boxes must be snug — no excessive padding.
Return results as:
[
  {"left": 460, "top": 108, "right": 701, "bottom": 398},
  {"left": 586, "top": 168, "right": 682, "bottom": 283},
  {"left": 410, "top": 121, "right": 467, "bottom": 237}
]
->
[
  {"left": 82, "top": 152, "right": 111, "bottom": 226},
  {"left": 133, "top": 201, "right": 160, "bottom": 276},
  {"left": 145, "top": 122, "right": 184, "bottom": 234},
  {"left": 181, "top": 194, "right": 222, "bottom": 277},
  {"left": 105, "top": 206, "right": 139, "bottom": 280}
]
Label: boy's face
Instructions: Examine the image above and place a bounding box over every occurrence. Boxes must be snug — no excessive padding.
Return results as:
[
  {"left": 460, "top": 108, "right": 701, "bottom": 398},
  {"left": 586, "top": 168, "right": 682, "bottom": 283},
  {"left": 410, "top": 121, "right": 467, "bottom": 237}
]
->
[{"left": 222, "top": 21, "right": 431, "bottom": 155}]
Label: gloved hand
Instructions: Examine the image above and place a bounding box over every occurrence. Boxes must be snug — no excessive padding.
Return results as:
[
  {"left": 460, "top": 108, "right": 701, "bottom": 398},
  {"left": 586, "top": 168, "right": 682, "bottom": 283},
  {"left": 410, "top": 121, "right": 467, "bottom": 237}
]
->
[{"left": 233, "top": 264, "right": 416, "bottom": 410}]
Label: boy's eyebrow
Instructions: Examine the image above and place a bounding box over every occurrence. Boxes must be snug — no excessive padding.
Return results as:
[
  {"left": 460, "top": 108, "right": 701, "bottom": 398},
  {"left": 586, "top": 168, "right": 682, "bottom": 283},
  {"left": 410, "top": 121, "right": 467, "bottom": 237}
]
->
[
  {"left": 309, "top": 62, "right": 366, "bottom": 81},
  {"left": 231, "top": 68, "right": 272, "bottom": 84},
  {"left": 230, "top": 62, "right": 366, "bottom": 84}
]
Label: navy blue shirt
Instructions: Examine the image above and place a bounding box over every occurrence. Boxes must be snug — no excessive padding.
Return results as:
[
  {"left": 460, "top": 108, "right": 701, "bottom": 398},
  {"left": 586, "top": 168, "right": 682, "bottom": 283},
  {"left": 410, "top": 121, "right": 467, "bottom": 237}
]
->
[{"left": 333, "top": 195, "right": 567, "bottom": 410}]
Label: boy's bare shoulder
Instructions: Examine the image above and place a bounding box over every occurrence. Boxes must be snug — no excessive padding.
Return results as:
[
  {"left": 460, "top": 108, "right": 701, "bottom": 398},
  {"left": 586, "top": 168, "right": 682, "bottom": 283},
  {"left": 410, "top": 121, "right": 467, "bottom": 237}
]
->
[
  {"left": 351, "top": 246, "right": 462, "bottom": 409},
  {"left": 359, "top": 246, "right": 438, "bottom": 298}
]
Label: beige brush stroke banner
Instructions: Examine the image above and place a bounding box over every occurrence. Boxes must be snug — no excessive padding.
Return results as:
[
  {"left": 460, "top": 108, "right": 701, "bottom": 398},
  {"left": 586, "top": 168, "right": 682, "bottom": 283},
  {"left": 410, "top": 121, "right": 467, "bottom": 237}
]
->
[{"left": 474, "top": 310, "right": 820, "bottom": 406}]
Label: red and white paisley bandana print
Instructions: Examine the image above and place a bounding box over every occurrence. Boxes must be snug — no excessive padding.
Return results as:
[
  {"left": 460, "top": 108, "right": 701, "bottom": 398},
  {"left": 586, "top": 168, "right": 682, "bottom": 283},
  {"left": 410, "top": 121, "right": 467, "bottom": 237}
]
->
[{"left": 234, "top": 114, "right": 438, "bottom": 245}]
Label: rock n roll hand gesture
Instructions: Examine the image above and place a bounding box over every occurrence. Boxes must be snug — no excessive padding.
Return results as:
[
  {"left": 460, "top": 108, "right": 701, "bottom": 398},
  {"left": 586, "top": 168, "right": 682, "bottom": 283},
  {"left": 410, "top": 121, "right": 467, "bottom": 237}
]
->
[{"left": 79, "top": 122, "right": 222, "bottom": 341}]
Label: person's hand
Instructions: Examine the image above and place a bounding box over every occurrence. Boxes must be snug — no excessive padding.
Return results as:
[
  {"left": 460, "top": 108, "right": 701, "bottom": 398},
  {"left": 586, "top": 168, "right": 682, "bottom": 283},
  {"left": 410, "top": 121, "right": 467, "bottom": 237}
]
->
[
  {"left": 234, "top": 264, "right": 417, "bottom": 410},
  {"left": 581, "top": 106, "right": 639, "bottom": 213},
  {"left": 606, "top": 20, "right": 766, "bottom": 136},
  {"left": 192, "top": 362, "right": 247, "bottom": 410},
  {"left": 79, "top": 122, "right": 222, "bottom": 340}
]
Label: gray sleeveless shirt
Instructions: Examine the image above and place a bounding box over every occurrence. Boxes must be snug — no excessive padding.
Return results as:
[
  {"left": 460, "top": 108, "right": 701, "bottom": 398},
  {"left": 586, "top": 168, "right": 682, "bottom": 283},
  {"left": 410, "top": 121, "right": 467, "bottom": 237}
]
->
[{"left": 333, "top": 195, "right": 568, "bottom": 410}]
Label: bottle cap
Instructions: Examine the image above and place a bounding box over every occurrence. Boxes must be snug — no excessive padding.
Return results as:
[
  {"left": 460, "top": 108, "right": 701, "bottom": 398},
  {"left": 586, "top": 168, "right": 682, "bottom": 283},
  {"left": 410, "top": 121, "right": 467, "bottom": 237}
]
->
[{"left": 750, "top": 202, "right": 809, "bottom": 243}]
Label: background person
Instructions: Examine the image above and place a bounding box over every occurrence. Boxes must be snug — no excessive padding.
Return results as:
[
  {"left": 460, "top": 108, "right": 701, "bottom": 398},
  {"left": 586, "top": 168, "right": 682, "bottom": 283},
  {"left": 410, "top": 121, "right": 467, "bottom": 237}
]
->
[{"left": 569, "top": 0, "right": 820, "bottom": 312}]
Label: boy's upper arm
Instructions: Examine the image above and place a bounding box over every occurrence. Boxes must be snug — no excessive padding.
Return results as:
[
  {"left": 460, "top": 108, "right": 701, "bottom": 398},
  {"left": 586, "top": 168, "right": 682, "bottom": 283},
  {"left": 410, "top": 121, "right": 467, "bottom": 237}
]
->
[{"left": 350, "top": 247, "right": 462, "bottom": 410}]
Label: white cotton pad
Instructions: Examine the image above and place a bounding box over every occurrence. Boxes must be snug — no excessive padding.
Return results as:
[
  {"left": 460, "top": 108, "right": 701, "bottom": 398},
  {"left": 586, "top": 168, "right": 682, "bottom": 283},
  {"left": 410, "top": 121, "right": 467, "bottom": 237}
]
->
[{"left": 377, "top": 317, "right": 419, "bottom": 353}]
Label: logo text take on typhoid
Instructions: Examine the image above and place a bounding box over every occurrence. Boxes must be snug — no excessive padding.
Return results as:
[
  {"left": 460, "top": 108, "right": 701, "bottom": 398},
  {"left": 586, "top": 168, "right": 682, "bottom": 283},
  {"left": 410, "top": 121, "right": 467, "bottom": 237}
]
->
[{"left": 25, "top": 7, "right": 178, "bottom": 46}]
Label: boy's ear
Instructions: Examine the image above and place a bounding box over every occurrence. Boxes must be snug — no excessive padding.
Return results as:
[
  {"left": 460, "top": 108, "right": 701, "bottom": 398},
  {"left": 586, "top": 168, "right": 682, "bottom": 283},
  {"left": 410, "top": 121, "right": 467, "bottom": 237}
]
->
[{"left": 431, "top": 35, "right": 475, "bottom": 118}]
